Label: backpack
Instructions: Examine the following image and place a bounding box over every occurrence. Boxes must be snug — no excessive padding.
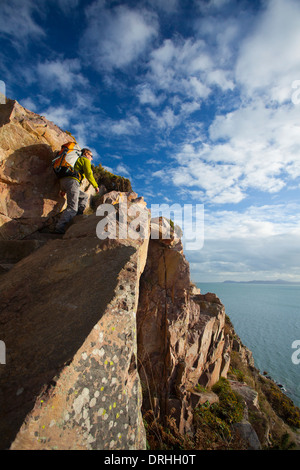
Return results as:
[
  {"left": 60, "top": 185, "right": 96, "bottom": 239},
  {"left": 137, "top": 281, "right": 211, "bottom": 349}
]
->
[{"left": 52, "top": 142, "right": 82, "bottom": 179}]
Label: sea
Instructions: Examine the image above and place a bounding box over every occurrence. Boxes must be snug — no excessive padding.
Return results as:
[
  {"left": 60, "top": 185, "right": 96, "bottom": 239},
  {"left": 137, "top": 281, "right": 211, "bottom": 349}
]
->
[{"left": 196, "top": 282, "right": 300, "bottom": 408}]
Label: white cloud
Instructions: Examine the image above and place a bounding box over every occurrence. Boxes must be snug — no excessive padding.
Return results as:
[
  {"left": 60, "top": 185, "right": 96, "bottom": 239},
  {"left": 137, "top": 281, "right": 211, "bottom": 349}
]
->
[
  {"left": 206, "top": 69, "right": 234, "bottom": 91},
  {"left": 116, "top": 163, "right": 131, "bottom": 177},
  {"left": 108, "top": 154, "right": 123, "bottom": 161},
  {"left": 142, "top": 34, "right": 236, "bottom": 132},
  {"left": 187, "top": 203, "right": 300, "bottom": 281},
  {"left": 148, "top": 38, "right": 214, "bottom": 95},
  {"left": 21, "top": 97, "right": 37, "bottom": 112},
  {"left": 116, "top": 0, "right": 300, "bottom": 206},
  {"left": 204, "top": 204, "right": 300, "bottom": 240},
  {"left": 109, "top": 115, "right": 141, "bottom": 136},
  {"left": 147, "top": 106, "right": 180, "bottom": 131},
  {"left": 236, "top": 0, "right": 300, "bottom": 103},
  {"left": 40, "top": 105, "right": 74, "bottom": 129},
  {"left": 36, "top": 58, "right": 87, "bottom": 91},
  {"left": 82, "top": 2, "right": 158, "bottom": 70},
  {"left": 193, "top": 4, "right": 250, "bottom": 68},
  {"left": 146, "top": 158, "right": 162, "bottom": 165},
  {"left": 102, "top": 165, "right": 114, "bottom": 173},
  {"left": 0, "top": 0, "right": 45, "bottom": 42},
  {"left": 165, "top": 84, "right": 300, "bottom": 203},
  {"left": 71, "top": 122, "right": 90, "bottom": 149},
  {"left": 137, "top": 84, "right": 164, "bottom": 106},
  {"left": 185, "top": 76, "right": 211, "bottom": 99}
]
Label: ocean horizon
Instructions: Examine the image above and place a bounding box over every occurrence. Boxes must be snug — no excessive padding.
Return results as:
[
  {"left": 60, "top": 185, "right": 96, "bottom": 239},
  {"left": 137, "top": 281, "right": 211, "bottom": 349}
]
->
[{"left": 196, "top": 281, "right": 300, "bottom": 408}]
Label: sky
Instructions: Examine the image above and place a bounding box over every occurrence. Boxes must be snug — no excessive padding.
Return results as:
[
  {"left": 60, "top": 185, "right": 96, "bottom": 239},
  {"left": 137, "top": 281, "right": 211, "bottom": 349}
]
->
[{"left": 1, "top": 0, "right": 300, "bottom": 282}]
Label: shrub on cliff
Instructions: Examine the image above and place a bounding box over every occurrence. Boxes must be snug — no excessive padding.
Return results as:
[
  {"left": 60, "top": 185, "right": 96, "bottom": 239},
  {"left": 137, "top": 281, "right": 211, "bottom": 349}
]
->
[
  {"left": 211, "top": 377, "right": 245, "bottom": 424},
  {"left": 192, "top": 378, "right": 246, "bottom": 449},
  {"left": 92, "top": 164, "right": 132, "bottom": 193},
  {"left": 194, "top": 401, "right": 232, "bottom": 442},
  {"left": 259, "top": 379, "right": 300, "bottom": 429}
]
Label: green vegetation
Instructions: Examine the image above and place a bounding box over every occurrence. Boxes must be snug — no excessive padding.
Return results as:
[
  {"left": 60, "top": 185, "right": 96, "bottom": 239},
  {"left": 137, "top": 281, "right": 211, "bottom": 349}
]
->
[
  {"left": 143, "top": 411, "right": 194, "bottom": 450},
  {"left": 210, "top": 377, "right": 245, "bottom": 424},
  {"left": 143, "top": 378, "right": 246, "bottom": 450},
  {"left": 168, "top": 219, "right": 174, "bottom": 230},
  {"left": 259, "top": 377, "right": 300, "bottom": 429},
  {"left": 141, "top": 313, "right": 300, "bottom": 451},
  {"left": 231, "top": 368, "right": 245, "bottom": 383},
  {"left": 271, "top": 432, "right": 297, "bottom": 450},
  {"left": 92, "top": 164, "right": 132, "bottom": 193},
  {"left": 87, "top": 164, "right": 133, "bottom": 212},
  {"left": 194, "top": 384, "right": 207, "bottom": 393},
  {"left": 225, "top": 314, "right": 234, "bottom": 328},
  {"left": 229, "top": 350, "right": 255, "bottom": 388},
  {"left": 64, "top": 130, "right": 76, "bottom": 141}
]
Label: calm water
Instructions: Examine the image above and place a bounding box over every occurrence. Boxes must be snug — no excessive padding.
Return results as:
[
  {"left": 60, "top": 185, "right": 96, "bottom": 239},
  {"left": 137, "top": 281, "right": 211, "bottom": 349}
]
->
[{"left": 197, "top": 282, "right": 300, "bottom": 408}]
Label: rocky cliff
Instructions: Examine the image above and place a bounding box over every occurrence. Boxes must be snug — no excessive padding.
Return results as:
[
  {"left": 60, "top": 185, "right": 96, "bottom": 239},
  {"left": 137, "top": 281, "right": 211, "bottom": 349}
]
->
[
  {"left": 0, "top": 99, "right": 94, "bottom": 240},
  {"left": 0, "top": 99, "right": 299, "bottom": 451},
  {"left": 137, "top": 237, "right": 230, "bottom": 435}
]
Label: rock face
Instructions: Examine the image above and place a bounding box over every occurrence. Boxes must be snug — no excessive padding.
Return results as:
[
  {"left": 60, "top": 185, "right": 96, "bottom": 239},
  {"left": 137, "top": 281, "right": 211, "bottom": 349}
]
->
[
  {"left": 0, "top": 205, "right": 150, "bottom": 450},
  {"left": 0, "top": 189, "right": 233, "bottom": 448},
  {"left": 0, "top": 99, "right": 93, "bottom": 240},
  {"left": 1, "top": 99, "right": 298, "bottom": 451},
  {"left": 229, "top": 380, "right": 261, "bottom": 450},
  {"left": 137, "top": 235, "right": 230, "bottom": 433}
]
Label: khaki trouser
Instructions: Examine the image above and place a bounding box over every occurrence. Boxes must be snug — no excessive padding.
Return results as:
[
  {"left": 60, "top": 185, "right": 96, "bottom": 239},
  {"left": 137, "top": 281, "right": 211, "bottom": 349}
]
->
[{"left": 56, "top": 178, "right": 89, "bottom": 230}]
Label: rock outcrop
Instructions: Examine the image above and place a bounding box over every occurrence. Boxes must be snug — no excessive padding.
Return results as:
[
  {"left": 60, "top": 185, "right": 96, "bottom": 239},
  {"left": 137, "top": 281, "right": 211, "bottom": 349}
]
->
[
  {"left": 0, "top": 99, "right": 93, "bottom": 240},
  {"left": 137, "top": 236, "right": 230, "bottom": 433},
  {"left": 0, "top": 99, "right": 150, "bottom": 449},
  {"left": 0, "top": 207, "right": 149, "bottom": 450},
  {"left": 0, "top": 98, "right": 299, "bottom": 451}
]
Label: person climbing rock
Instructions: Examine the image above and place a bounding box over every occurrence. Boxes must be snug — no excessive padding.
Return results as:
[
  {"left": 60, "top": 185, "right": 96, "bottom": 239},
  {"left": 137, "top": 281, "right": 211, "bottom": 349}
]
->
[{"left": 54, "top": 148, "right": 99, "bottom": 234}]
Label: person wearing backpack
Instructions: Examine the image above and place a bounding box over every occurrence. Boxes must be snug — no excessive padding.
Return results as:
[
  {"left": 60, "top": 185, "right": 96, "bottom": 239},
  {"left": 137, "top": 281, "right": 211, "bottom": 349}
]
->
[{"left": 54, "top": 147, "right": 99, "bottom": 234}]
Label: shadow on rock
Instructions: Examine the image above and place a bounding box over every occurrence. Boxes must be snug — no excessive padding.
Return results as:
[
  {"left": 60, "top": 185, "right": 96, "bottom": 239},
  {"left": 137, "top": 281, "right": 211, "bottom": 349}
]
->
[
  {"left": 0, "top": 230, "right": 136, "bottom": 449},
  {"left": 0, "top": 144, "right": 65, "bottom": 240}
]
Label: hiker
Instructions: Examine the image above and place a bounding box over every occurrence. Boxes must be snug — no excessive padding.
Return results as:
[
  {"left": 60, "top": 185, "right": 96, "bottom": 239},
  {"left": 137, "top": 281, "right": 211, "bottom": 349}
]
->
[{"left": 55, "top": 148, "right": 99, "bottom": 234}]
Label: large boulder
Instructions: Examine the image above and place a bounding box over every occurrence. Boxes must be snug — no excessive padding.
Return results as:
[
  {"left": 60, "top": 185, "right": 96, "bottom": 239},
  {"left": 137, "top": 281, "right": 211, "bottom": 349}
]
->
[
  {"left": 0, "top": 99, "right": 93, "bottom": 240},
  {"left": 0, "top": 195, "right": 150, "bottom": 450}
]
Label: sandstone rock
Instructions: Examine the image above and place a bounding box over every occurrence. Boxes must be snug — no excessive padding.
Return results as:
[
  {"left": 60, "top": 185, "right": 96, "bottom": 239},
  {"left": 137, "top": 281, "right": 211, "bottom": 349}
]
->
[
  {"left": 232, "top": 337, "right": 255, "bottom": 367},
  {"left": 233, "top": 419, "right": 261, "bottom": 450},
  {"left": 229, "top": 380, "right": 260, "bottom": 412},
  {"left": 150, "top": 216, "right": 182, "bottom": 248},
  {"left": 0, "top": 99, "right": 95, "bottom": 240},
  {"left": 100, "top": 191, "right": 139, "bottom": 205},
  {"left": 137, "top": 239, "right": 230, "bottom": 433},
  {"left": 189, "top": 389, "right": 219, "bottom": 408},
  {"left": 2, "top": 99, "right": 295, "bottom": 452},
  {"left": 0, "top": 239, "right": 45, "bottom": 264},
  {"left": 0, "top": 195, "right": 150, "bottom": 450},
  {"left": 193, "top": 292, "right": 222, "bottom": 305},
  {"left": 220, "top": 334, "right": 231, "bottom": 378},
  {"left": 190, "top": 283, "right": 201, "bottom": 295}
]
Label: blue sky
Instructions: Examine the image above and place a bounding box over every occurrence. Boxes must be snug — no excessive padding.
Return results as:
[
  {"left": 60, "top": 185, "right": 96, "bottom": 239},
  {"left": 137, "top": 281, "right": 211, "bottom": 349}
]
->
[{"left": 1, "top": 0, "right": 300, "bottom": 282}]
